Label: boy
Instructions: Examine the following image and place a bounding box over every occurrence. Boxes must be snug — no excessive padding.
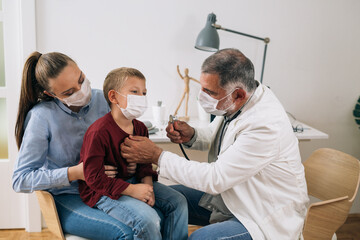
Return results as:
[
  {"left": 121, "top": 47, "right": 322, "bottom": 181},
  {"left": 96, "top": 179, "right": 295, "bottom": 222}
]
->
[{"left": 78, "top": 67, "right": 188, "bottom": 240}]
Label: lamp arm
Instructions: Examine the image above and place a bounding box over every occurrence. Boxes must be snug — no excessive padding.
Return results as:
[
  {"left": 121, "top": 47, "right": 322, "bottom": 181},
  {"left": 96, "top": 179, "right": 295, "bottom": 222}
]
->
[
  {"left": 214, "top": 24, "right": 270, "bottom": 44},
  {"left": 214, "top": 24, "right": 269, "bottom": 83}
]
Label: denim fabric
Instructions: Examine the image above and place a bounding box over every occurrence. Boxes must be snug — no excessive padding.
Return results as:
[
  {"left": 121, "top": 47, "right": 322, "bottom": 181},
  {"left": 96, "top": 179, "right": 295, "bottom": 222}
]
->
[
  {"left": 53, "top": 193, "right": 133, "bottom": 240},
  {"left": 171, "top": 185, "right": 252, "bottom": 240},
  {"left": 96, "top": 195, "right": 161, "bottom": 240},
  {"left": 95, "top": 178, "right": 188, "bottom": 240},
  {"left": 189, "top": 218, "right": 252, "bottom": 240},
  {"left": 170, "top": 184, "right": 211, "bottom": 226},
  {"left": 151, "top": 182, "right": 188, "bottom": 240}
]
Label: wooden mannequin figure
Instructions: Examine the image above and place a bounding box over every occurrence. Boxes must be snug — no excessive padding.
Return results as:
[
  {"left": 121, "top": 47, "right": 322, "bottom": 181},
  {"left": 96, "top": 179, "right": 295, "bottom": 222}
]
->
[{"left": 174, "top": 65, "right": 200, "bottom": 121}]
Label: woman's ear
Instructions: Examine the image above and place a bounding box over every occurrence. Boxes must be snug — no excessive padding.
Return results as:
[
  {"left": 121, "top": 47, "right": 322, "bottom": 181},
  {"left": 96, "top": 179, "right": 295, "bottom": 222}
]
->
[{"left": 43, "top": 90, "right": 54, "bottom": 98}]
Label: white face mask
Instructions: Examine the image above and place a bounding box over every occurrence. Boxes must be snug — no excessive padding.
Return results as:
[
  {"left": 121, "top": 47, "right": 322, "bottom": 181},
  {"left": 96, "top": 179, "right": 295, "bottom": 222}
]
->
[
  {"left": 115, "top": 91, "right": 148, "bottom": 120},
  {"left": 60, "top": 78, "right": 92, "bottom": 107},
  {"left": 198, "top": 89, "right": 236, "bottom": 116}
]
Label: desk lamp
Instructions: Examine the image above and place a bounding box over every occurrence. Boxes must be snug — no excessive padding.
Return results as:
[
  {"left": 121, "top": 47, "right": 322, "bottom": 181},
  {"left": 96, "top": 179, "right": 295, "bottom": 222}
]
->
[{"left": 195, "top": 13, "right": 270, "bottom": 83}]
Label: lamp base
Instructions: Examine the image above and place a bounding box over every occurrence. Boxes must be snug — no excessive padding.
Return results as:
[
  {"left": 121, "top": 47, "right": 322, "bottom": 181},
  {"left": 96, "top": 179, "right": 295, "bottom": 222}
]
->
[{"left": 178, "top": 116, "right": 190, "bottom": 122}]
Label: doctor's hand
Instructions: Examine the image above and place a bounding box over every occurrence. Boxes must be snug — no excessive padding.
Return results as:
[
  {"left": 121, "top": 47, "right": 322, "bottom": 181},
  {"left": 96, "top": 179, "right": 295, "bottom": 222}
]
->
[
  {"left": 121, "top": 135, "right": 163, "bottom": 165},
  {"left": 166, "top": 120, "right": 195, "bottom": 144}
]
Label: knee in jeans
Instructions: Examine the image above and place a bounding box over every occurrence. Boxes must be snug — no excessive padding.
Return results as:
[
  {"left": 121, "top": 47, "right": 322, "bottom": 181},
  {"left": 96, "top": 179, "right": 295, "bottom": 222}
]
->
[
  {"left": 170, "top": 191, "right": 187, "bottom": 207},
  {"left": 136, "top": 213, "right": 161, "bottom": 233},
  {"left": 176, "top": 193, "right": 188, "bottom": 211},
  {"left": 189, "top": 229, "right": 202, "bottom": 240}
]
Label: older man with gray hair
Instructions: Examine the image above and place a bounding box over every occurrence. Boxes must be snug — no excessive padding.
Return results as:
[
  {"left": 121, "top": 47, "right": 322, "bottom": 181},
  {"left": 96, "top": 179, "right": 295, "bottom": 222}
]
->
[{"left": 121, "top": 48, "right": 309, "bottom": 240}]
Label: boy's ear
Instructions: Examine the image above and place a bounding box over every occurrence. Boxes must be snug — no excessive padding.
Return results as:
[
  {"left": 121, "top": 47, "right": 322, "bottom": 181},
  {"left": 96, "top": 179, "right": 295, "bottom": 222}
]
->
[{"left": 108, "top": 90, "right": 118, "bottom": 104}]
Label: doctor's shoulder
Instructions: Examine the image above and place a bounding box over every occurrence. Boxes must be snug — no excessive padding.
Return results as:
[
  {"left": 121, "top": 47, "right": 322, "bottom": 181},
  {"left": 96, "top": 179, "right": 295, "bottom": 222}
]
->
[{"left": 233, "top": 106, "right": 279, "bottom": 133}]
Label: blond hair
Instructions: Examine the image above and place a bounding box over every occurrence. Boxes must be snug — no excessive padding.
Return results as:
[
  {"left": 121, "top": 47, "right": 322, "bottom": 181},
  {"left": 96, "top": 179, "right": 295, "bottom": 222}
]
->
[{"left": 103, "top": 67, "right": 146, "bottom": 106}]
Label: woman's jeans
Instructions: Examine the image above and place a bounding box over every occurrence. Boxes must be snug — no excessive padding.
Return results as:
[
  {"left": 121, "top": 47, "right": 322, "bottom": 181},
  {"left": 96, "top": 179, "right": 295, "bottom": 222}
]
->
[
  {"left": 171, "top": 185, "right": 253, "bottom": 240},
  {"left": 54, "top": 180, "right": 188, "bottom": 240},
  {"left": 54, "top": 193, "right": 133, "bottom": 240}
]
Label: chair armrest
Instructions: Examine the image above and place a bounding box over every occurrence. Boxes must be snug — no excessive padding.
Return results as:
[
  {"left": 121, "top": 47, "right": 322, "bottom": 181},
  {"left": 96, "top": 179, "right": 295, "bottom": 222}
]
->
[
  {"left": 302, "top": 195, "right": 351, "bottom": 240},
  {"left": 309, "top": 196, "right": 348, "bottom": 207}
]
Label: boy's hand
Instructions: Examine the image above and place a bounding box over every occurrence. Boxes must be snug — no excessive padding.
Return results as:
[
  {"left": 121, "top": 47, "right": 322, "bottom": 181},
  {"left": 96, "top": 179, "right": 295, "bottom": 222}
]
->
[
  {"left": 123, "top": 183, "right": 153, "bottom": 203},
  {"left": 141, "top": 176, "right": 155, "bottom": 206},
  {"left": 146, "top": 191, "right": 155, "bottom": 207}
]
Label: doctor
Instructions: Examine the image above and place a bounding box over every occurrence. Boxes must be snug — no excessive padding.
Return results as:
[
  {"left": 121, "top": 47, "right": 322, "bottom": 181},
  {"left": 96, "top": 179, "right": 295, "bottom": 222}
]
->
[{"left": 121, "top": 48, "right": 309, "bottom": 240}]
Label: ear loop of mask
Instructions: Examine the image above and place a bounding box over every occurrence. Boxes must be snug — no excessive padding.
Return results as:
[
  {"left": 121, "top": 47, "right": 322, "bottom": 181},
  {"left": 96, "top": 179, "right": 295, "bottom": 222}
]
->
[
  {"left": 219, "top": 88, "right": 240, "bottom": 113},
  {"left": 114, "top": 90, "right": 125, "bottom": 110}
]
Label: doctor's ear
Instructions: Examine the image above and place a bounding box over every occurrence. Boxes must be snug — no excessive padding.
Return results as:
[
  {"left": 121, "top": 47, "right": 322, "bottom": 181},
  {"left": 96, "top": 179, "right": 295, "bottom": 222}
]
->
[{"left": 233, "top": 88, "right": 247, "bottom": 101}]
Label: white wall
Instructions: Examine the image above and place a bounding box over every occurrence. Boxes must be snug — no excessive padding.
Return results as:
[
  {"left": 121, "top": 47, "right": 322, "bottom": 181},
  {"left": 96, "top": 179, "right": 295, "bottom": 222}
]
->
[{"left": 34, "top": 0, "right": 360, "bottom": 212}]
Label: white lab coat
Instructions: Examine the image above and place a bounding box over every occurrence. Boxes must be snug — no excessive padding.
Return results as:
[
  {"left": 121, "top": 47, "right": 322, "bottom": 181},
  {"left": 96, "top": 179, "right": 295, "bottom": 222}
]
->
[{"left": 159, "top": 83, "right": 309, "bottom": 240}]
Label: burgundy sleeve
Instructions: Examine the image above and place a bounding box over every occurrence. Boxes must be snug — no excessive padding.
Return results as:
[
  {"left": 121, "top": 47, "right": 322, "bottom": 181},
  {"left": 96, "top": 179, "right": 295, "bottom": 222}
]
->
[
  {"left": 81, "top": 131, "right": 130, "bottom": 199},
  {"left": 135, "top": 122, "right": 158, "bottom": 182}
]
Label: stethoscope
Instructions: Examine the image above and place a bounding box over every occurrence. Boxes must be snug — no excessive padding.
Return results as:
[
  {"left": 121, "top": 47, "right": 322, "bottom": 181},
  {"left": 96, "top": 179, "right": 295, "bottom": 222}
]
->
[{"left": 169, "top": 115, "right": 190, "bottom": 160}]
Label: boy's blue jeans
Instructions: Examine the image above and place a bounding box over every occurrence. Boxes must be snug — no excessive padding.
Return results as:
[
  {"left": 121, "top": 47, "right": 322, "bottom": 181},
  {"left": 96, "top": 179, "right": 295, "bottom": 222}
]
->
[
  {"left": 54, "top": 179, "right": 188, "bottom": 240},
  {"left": 171, "top": 184, "right": 253, "bottom": 240}
]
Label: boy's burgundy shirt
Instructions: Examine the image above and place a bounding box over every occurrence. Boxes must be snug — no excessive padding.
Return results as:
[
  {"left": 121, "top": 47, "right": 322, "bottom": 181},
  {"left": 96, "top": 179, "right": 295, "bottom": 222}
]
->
[{"left": 78, "top": 112, "right": 158, "bottom": 207}]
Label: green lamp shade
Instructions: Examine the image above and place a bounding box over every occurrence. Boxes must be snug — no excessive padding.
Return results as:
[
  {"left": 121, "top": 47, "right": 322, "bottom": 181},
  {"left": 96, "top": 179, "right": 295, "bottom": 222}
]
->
[{"left": 195, "top": 13, "right": 220, "bottom": 52}]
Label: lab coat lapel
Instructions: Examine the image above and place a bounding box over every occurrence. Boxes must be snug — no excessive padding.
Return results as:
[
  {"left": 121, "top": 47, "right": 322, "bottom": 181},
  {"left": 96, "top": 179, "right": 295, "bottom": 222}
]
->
[
  {"left": 218, "top": 120, "right": 238, "bottom": 155},
  {"left": 218, "top": 83, "right": 266, "bottom": 155}
]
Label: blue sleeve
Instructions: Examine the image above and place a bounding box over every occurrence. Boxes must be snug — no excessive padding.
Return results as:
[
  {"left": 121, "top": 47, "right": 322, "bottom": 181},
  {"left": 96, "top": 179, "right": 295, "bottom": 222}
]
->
[{"left": 12, "top": 111, "right": 70, "bottom": 193}]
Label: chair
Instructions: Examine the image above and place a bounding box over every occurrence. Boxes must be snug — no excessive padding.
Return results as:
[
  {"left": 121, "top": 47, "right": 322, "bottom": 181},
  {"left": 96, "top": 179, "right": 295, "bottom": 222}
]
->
[
  {"left": 302, "top": 148, "right": 360, "bottom": 240},
  {"left": 35, "top": 190, "right": 89, "bottom": 240}
]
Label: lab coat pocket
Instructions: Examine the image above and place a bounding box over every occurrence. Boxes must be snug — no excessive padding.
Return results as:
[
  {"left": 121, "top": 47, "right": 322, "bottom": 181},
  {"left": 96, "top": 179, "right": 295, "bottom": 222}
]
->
[{"left": 262, "top": 203, "right": 305, "bottom": 240}]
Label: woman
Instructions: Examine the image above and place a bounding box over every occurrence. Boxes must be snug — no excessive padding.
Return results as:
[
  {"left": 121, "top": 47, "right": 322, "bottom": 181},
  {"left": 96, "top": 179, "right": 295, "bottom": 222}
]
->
[{"left": 12, "top": 51, "right": 134, "bottom": 239}]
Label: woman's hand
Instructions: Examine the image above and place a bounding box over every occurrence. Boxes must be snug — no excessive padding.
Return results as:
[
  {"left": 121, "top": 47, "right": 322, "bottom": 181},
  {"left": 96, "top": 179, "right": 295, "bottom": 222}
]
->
[
  {"left": 104, "top": 165, "right": 118, "bottom": 178},
  {"left": 68, "top": 162, "right": 85, "bottom": 182},
  {"left": 68, "top": 163, "right": 118, "bottom": 182},
  {"left": 127, "top": 163, "right": 137, "bottom": 176}
]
